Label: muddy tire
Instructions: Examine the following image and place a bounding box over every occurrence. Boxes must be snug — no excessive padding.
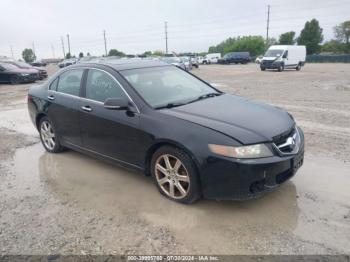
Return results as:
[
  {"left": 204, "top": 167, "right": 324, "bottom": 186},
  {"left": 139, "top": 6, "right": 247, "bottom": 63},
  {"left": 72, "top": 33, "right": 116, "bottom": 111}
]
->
[
  {"left": 39, "top": 116, "right": 65, "bottom": 153},
  {"left": 151, "top": 146, "right": 201, "bottom": 204}
]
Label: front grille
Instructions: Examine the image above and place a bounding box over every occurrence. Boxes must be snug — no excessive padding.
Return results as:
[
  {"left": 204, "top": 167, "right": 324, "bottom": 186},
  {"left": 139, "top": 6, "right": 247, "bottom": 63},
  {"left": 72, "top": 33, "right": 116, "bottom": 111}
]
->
[
  {"left": 273, "top": 127, "right": 300, "bottom": 155},
  {"left": 262, "top": 60, "right": 273, "bottom": 66}
]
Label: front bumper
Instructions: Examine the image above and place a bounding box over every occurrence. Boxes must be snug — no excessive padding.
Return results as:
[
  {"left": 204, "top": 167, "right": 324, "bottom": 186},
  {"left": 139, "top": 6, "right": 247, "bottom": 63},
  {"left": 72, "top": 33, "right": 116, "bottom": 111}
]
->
[
  {"left": 200, "top": 131, "right": 305, "bottom": 200},
  {"left": 261, "top": 60, "right": 282, "bottom": 69}
]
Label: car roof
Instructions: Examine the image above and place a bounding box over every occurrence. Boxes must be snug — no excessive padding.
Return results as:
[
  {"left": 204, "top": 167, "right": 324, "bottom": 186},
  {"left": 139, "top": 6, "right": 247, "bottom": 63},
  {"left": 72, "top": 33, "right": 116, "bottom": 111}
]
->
[{"left": 72, "top": 59, "right": 170, "bottom": 71}]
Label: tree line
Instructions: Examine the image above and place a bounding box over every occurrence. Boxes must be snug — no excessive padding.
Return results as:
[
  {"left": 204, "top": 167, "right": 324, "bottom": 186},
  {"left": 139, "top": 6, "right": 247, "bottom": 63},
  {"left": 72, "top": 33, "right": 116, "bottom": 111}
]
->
[{"left": 208, "top": 19, "right": 350, "bottom": 56}]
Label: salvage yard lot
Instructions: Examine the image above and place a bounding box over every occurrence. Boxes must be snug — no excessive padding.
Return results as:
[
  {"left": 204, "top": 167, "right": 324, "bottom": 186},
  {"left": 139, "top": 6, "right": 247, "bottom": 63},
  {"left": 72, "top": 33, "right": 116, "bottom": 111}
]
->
[{"left": 0, "top": 63, "right": 349, "bottom": 255}]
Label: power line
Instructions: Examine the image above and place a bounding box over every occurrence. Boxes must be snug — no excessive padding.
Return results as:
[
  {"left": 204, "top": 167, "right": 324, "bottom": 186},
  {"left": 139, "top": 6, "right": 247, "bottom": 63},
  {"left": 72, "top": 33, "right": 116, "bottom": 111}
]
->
[
  {"left": 66, "top": 34, "right": 71, "bottom": 54},
  {"left": 61, "top": 36, "right": 65, "bottom": 58},
  {"left": 266, "top": 5, "right": 270, "bottom": 44},
  {"left": 165, "top": 21, "right": 168, "bottom": 54},
  {"left": 103, "top": 30, "right": 108, "bottom": 56}
]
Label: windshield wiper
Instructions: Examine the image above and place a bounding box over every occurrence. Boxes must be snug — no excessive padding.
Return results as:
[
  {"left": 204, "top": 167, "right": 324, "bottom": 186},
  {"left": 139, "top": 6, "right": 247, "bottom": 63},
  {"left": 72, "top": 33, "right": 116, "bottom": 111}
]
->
[
  {"left": 187, "top": 92, "right": 222, "bottom": 104},
  {"left": 155, "top": 102, "right": 187, "bottom": 110}
]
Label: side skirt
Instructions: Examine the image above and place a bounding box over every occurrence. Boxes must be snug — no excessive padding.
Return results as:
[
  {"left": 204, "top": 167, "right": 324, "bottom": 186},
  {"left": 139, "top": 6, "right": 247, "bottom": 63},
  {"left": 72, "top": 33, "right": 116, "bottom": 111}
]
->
[{"left": 61, "top": 141, "right": 145, "bottom": 174}]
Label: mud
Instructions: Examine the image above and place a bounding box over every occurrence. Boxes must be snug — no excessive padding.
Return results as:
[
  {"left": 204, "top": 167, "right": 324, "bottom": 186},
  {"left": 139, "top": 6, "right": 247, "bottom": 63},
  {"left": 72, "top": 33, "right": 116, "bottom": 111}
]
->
[{"left": 0, "top": 63, "right": 349, "bottom": 255}]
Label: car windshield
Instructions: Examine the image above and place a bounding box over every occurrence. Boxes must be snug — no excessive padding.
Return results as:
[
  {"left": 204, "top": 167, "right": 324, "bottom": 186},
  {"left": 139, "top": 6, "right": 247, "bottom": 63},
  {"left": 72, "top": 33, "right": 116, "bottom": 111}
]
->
[
  {"left": 181, "top": 57, "right": 189, "bottom": 62},
  {"left": 0, "top": 63, "right": 19, "bottom": 70},
  {"left": 264, "top": 49, "right": 284, "bottom": 57},
  {"left": 121, "top": 66, "right": 220, "bottom": 108}
]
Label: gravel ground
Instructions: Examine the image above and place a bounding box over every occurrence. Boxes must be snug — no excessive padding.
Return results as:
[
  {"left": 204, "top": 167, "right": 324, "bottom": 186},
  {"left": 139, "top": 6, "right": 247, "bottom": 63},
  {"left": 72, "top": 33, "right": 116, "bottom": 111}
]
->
[{"left": 0, "top": 63, "right": 349, "bottom": 256}]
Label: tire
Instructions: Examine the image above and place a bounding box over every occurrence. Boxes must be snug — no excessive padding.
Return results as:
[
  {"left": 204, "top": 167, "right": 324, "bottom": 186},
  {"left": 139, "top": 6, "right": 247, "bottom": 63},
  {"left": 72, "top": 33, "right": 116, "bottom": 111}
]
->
[
  {"left": 39, "top": 116, "right": 65, "bottom": 153},
  {"left": 296, "top": 64, "right": 301, "bottom": 71},
  {"left": 278, "top": 64, "right": 284, "bottom": 72},
  {"left": 260, "top": 65, "right": 266, "bottom": 71},
  {"left": 151, "top": 146, "right": 201, "bottom": 204},
  {"left": 10, "top": 75, "right": 21, "bottom": 85}
]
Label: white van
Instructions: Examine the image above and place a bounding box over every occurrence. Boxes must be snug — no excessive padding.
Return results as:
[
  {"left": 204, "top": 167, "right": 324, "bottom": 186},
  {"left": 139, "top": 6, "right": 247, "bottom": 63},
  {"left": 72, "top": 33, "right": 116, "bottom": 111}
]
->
[
  {"left": 203, "top": 53, "right": 221, "bottom": 64},
  {"left": 260, "top": 45, "right": 306, "bottom": 71}
]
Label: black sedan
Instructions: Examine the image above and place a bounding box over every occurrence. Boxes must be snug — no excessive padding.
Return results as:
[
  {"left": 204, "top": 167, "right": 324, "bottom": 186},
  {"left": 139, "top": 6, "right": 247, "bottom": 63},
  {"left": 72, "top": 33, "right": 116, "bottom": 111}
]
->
[
  {"left": 0, "top": 62, "right": 39, "bottom": 84},
  {"left": 27, "top": 60, "right": 304, "bottom": 203}
]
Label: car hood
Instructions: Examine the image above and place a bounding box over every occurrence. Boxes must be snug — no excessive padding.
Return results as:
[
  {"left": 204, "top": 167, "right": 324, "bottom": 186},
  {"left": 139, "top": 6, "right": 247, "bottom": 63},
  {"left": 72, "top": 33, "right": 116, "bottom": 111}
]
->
[
  {"left": 33, "top": 66, "right": 46, "bottom": 72},
  {"left": 263, "top": 56, "right": 278, "bottom": 61},
  {"left": 162, "top": 94, "right": 294, "bottom": 144}
]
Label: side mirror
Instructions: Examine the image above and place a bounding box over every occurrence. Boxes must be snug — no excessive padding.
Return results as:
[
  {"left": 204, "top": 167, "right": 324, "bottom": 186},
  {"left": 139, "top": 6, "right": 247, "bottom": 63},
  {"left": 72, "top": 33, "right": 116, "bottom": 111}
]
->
[{"left": 104, "top": 98, "right": 129, "bottom": 110}]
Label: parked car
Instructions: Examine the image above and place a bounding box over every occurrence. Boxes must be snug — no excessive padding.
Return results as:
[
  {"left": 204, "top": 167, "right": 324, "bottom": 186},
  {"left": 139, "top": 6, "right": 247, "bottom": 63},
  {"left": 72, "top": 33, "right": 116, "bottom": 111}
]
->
[
  {"left": 203, "top": 53, "right": 221, "bottom": 64},
  {"left": 260, "top": 45, "right": 306, "bottom": 72},
  {"left": 58, "top": 58, "right": 77, "bottom": 68},
  {"left": 0, "top": 62, "right": 39, "bottom": 84},
  {"left": 255, "top": 56, "right": 263, "bottom": 64},
  {"left": 161, "top": 57, "right": 186, "bottom": 70},
  {"left": 2, "top": 60, "right": 47, "bottom": 80},
  {"left": 180, "top": 56, "right": 192, "bottom": 71},
  {"left": 189, "top": 55, "right": 199, "bottom": 68},
  {"left": 30, "top": 61, "right": 47, "bottom": 67},
  {"left": 218, "top": 52, "right": 251, "bottom": 64},
  {"left": 27, "top": 60, "right": 304, "bottom": 204}
]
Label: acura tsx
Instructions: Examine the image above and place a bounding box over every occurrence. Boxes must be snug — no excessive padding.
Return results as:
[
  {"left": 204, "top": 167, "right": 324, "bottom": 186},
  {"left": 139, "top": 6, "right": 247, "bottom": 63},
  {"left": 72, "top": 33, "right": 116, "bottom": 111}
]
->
[{"left": 27, "top": 60, "right": 304, "bottom": 203}]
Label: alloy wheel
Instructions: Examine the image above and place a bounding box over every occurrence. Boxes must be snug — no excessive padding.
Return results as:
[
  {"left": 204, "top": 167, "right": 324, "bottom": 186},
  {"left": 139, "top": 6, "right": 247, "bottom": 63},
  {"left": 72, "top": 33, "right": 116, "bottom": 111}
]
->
[
  {"left": 40, "top": 120, "right": 56, "bottom": 150},
  {"left": 155, "top": 154, "right": 190, "bottom": 199}
]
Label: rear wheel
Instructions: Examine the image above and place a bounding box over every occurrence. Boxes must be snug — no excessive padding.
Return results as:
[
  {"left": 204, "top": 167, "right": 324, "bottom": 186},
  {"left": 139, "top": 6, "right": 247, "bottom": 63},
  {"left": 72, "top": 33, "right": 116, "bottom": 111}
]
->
[
  {"left": 151, "top": 146, "right": 201, "bottom": 204},
  {"left": 296, "top": 64, "right": 301, "bottom": 71},
  {"left": 39, "top": 117, "right": 64, "bottom": 153}
]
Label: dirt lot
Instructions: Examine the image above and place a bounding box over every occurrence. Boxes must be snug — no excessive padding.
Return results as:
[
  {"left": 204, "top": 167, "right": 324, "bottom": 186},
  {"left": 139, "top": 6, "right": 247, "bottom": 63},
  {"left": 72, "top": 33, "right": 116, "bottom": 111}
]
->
[{"left": 0, "top": 63, "right": 349, "bottom": 255}]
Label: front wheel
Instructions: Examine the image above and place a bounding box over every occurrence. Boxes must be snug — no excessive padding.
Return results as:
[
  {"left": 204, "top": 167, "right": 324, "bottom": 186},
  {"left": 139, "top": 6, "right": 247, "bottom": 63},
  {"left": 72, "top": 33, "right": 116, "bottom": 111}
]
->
[
  {"left": 39, "top": 117, "right": 65, "bottom": 153},
  {"left": 260, "top": 65, "right": 266, "bottom": 71},
  {"left": 278, "top": 64, "right": 284, "bottom": 72},
  {"left": 151, "top": 146, "right": 201, "bottom": 204},
  {"left": 10, "top": 75, "right": 21, "bottom": 85}
]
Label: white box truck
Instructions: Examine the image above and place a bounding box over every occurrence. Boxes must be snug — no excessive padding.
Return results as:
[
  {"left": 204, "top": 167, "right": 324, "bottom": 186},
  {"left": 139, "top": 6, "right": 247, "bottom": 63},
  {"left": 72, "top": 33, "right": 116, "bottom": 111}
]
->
[{"left": 260, "top": 45, "right": 306, "bottom": 72}]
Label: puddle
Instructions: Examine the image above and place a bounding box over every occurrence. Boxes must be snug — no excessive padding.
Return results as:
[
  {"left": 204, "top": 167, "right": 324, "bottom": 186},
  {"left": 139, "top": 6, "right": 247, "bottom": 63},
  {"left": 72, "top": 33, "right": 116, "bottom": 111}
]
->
[{"left": 9, "top": 143, "right": 350, "bottom": 253}]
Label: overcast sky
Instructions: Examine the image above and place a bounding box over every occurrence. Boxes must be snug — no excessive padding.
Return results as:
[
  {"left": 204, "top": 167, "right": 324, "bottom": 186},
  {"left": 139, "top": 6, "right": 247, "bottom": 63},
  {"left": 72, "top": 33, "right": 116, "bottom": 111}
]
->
[{"left": 1, "top": 0, "right": 349, "bottom": 59}]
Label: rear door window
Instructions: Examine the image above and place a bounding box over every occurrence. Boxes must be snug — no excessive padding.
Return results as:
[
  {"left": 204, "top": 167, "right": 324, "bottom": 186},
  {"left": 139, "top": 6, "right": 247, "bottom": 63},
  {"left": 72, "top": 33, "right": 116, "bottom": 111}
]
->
[{"left": 57, "top": 69, "right": 84, "bottom": 96}]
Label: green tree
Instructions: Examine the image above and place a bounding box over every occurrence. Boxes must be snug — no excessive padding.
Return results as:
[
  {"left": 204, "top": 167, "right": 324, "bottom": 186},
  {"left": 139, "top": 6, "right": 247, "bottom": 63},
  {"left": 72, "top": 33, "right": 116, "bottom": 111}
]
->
[
  {"left": 79, "top": 52, "right": 84, "bottom": 58},
  {"left": 322, "top": 40, "right": 345, "bottom": 54},
  {"left": 278, "top": 31, "right": 296, "bottom": 45},
  {"left": 22, "top": 48, "right": 36, "bottom": 63},
  {"left": 152, "top": 50, "right": 164, "bottom": 56},
  {"left": 297, "top": 19, "right": 323, "bottom": 54},
  {"left": 142, "top": 51, "right": 152, "bottom": 56},
  {"left": 334, "top": 20, "right": 350, "bottom": 53},
  {"left": 87, "top": 52, "right": 91, "bottom": 56},
  {"left": 208, "top": 36, "right": 265, "bottom": 57},
  {"left": 108, "top": 49, "right": 125, "bottom": 57},
  {"left": 65, "top": 52, "right": 72, "bottom": 59}
]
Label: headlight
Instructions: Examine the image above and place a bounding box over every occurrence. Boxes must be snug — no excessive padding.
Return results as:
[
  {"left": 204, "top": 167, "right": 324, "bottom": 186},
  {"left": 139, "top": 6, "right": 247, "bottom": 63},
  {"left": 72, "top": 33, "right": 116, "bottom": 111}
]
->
[
  {"left": 21, "top": 73, "right": 30, "bottom": 76},
  {"left": 208, "top": 143, "right": 273, "bottom": 159}
]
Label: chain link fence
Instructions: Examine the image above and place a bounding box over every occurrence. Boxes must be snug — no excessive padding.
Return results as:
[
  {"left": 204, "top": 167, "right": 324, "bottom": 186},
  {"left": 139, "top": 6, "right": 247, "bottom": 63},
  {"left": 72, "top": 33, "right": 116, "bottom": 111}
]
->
[{"left": 306, "top": 54, "right": 350, "bottom": 63}]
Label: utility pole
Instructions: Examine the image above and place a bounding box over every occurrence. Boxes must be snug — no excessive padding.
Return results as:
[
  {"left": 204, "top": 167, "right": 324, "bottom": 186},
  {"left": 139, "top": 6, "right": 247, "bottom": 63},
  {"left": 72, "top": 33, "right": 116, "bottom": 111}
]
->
[
  {"left": 10, "top": 46, "right": 14, "bottom": 59},
  {"left": 103, "top": 30, "right": 108, "bottom": 56},
  {"left": 51, "top": 44, "right": 55, "bottom": 58},
  {"left": 32, "top": 42, "right": 36, "bottom": 60},
  {"left": 266, "top": 5, "right": 270, "bottom": 45},
  {"left": 66, "top": 34, "right": 71, "bottom": 55},
  {"left": 164, "top": 21, "right": 168, "bottom": 54},
  {"left": 61, "top": 36, "right": 66, "bottom": 58}
]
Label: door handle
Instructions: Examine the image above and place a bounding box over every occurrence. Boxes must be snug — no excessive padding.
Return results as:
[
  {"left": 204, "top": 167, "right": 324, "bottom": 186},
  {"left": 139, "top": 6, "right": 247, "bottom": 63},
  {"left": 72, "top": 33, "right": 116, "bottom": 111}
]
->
[
  {"left": 47, "top": 95, "right": 55, "bottom": 101},
  {"left": 81, "top": 105, "right": 92, "bottom": 112}
]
